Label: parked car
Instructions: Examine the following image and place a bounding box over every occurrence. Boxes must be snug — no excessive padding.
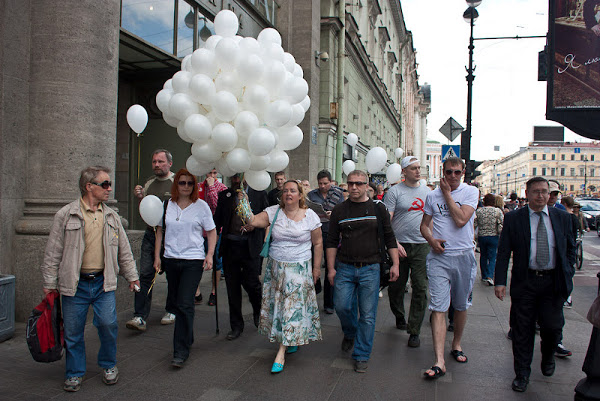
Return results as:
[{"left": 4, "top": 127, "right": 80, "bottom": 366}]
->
[{"left": 574, "top": 199, "right": 600, "bottom": 230}]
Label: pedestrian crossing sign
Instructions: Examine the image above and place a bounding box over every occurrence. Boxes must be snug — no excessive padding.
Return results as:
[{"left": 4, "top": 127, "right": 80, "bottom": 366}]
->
[{"left": 441, "top": 145, "right": 460, "bottom": 161}]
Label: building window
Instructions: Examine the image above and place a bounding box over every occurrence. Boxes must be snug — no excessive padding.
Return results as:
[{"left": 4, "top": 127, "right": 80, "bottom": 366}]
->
[
  {"left": 533, "top": 167, "right": 537, "bottom": 175},
  {"left": 552, "top": 154, "right": 556, "bottom": 160},
  {"left": 592, "top": 155, "right": 595, "bottom": 161},
  {"left": 581, "top": 155, "right": 585, "bottom": 160},
  {"left": 591, "top": 168, "right": 595, "bottom": 177},
  {"left": 561, "top": 168, "right": 565, "bottom": 176},
  {"left": 570, "top": 185, "right": 575, "bottom": 191},
  {"left": 571, "top": 155, "right": 575, "bottom": 160},
  {"left": 542, "top": 168, "right": 547, "bottom": 175},
  {"left": 561, "top": 154, "right": 565, "bottom": 160},
  {"left": 533, "top": 154, "right": 537, "bottom": 160},
  {"left": 571, "top": 168, "right": 575, "bottom": 176},
  {"left": 542, "top": 154, "right": 546, "bottom": 160},
  {"left": 581, "top": 168, "right": 585, "bottom": 176},
  {"left": 551, "top": 168, "right": 556, "bottom": 176}
]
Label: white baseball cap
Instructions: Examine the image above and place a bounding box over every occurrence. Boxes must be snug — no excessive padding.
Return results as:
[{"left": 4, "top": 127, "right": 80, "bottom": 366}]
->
[{"left": 401, "top": 156, "right": 419, "bottom": 169}]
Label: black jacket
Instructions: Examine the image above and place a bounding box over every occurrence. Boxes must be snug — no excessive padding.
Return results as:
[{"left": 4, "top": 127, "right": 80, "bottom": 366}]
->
[
  {"left": 214, "top": 187, "right": 268, "bottom": 258},
  {"left": 495, "top": 206, "right": 576, "bottom": 300}
]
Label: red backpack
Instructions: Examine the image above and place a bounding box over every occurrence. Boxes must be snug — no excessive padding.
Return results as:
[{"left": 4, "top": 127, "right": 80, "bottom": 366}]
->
[{"left": 26, "top": 292, "right": 64, "bottom": 362}]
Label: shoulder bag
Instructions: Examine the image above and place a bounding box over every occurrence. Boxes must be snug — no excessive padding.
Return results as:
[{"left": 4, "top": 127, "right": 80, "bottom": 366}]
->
[{"left": 260, "top": 207, "right": 281, "bottom": 258}]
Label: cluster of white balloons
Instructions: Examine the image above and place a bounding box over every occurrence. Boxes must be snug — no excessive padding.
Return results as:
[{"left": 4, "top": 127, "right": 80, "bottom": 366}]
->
[{"left": 154, "top": 10, "right": 309, "bottom": 191}]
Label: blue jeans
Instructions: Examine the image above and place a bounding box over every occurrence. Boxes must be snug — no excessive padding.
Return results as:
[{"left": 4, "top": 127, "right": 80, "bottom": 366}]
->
[
  {"left": 334, "top": 262, "right": 380, "bottom": 361},
  {"left": 62, "top": 275, "right": 117, "bottom": 378},
  {"left": 478, "top": 236, "right": 499, "bottom": 280}
]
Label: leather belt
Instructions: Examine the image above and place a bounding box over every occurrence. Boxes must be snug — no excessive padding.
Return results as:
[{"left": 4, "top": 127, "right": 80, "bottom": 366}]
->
[
  {"left": 528, "top": 269, "right": 554, "bottom": 277},
  {"left": 80, "top": 271, "right": 103, "bottom": 280},
  {"left": 351, "top": 262, "right": 372, "bottom": 268}
]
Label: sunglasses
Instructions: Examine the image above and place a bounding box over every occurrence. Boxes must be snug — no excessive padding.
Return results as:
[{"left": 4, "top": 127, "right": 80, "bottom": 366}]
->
[
  {"left": 91, "top": 180, "right": 112, "bottom": 189},
  {"left": 347, "top": 181, "right": 367, "bottom": 187},
  {"left": 178, "top": 180, "right": 195, "bottom": 187},
  {"left": 444, "top": 169, "right": 463, "bottom": 176}
]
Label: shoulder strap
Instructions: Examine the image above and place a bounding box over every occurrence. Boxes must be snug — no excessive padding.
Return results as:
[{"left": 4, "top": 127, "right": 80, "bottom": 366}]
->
[
  {"left": 162, "top": 199, "right": 169, "bottom": 229},
  {"left": 263, "top": 207, "right": 281, "bottom": 246}
]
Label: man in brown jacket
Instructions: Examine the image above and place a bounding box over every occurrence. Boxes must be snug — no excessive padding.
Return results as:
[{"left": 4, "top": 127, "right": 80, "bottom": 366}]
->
[{"left": 41, "top": 166, "right": 139, "bottom": 392}]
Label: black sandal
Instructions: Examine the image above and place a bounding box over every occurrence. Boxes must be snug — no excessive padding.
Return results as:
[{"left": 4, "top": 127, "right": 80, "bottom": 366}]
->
[
  {"left": 424, "top": 366, "right": 445, "bottom": 379},
  {"left": 450, "top": 349, "right": 468, "bottom": 363}
]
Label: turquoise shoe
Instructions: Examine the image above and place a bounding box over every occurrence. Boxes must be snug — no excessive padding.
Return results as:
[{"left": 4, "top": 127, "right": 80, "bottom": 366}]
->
[
  {"left": 271, "top": 362, "right": 284, "bottom": 374},
  {"left": 286, "top": 346, "right": 298, "bottom": 354}
]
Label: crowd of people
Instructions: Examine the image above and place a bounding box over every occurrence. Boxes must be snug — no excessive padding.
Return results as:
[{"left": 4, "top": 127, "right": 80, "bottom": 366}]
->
[{"left": 40, "top": 150, "right": 578, "bottom": 394}]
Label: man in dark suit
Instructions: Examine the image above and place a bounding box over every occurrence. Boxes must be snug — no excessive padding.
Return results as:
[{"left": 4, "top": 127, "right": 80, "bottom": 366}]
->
[
  {"left": 495, "top": 177, "right": 576, "bottom": 392},
  {"left": 214, "top": 174, "right": 269, "bottom": 340}
]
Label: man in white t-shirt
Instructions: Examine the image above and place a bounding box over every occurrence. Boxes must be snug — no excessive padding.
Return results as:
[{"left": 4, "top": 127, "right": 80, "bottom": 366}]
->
[
  {"left": 384, "top": 156, "right": 431, "bottom": 348},
  {"left": 419, "top": 157, "right": 479, "bottom": 379}
]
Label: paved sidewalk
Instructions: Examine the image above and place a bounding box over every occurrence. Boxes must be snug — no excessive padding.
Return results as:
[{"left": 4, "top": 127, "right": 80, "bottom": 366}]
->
[{"left": 0, "top": 265, "right": 595, "bottom": 401}]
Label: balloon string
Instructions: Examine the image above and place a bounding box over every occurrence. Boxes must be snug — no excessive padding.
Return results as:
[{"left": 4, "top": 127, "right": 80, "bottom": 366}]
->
[{"left": 137, "top": 139, "right": 141, "bottom": 183}]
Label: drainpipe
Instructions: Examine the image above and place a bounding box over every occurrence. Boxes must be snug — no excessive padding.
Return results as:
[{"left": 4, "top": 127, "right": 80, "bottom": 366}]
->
[{"left": 335, "top": 0, "right": 345, "bottom": 183}]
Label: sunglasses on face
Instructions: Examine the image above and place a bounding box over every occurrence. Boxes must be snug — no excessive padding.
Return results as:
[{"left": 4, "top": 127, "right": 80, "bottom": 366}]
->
[
  {"left": 91, "top": 180, "right": 112, "bottom": 189},
  {"left": 178, "top": 180, "right": 195, "bottom": 187},
  {"left": 347, "top": 181, "right": 367, "bottom": 187},
  {"left": 444, "top": 169, "right": 463, "bottom": 176}
]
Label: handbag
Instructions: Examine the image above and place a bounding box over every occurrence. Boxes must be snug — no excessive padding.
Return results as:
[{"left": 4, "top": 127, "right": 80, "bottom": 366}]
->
[
  {"left": 260, "top": 207, "right": 281, "bottom": 258},
  {"left": 588, "top": 296, "right": 600, "bottom": 329},
  {"left": 374, "top": 203, "right": 393, "bottom": 289}
]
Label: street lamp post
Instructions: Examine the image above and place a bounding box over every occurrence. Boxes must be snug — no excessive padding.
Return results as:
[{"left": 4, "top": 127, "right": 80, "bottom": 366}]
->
[{"left": 462, "top": 0, "right": 481, "bottom": 183}]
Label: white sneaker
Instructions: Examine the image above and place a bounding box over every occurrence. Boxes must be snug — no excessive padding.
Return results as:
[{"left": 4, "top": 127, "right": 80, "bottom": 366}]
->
[
  {"left": 378, "top": 290, "right": 383, "bottom": 298},
  {"left": 161, "top": 312, "right": 176, "bottom": 325},
  {"left": 125, "top": 316, "right": 146, "bottom": 332},
  {"left": 103, "top": 366, "right": 119, "bottom": 385}
]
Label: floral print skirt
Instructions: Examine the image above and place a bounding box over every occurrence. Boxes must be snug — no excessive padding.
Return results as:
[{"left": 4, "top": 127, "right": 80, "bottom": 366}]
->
[{"left": 258, "top": 257, "right": 322, "bottom": 346}]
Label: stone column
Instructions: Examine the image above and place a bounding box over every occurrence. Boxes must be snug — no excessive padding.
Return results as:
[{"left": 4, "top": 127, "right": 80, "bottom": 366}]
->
[
  {"left": 13, "top": 0, "right": 121, "bottom": 320},
  {"left": 413, "top": 106, "right": 421, "bottom": 161},
  {"left": 420, "top": 113, "right": 428, "bottom": 170}
]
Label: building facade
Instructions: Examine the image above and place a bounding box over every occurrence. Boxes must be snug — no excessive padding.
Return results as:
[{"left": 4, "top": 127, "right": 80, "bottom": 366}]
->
[{"left": 425, "top": 140, "right": 442, "bottom": 186}]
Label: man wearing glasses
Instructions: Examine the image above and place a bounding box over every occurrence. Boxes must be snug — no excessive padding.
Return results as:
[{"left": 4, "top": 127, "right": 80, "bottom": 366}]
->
[
  {"left": 41, "top": 166, "right": 139, "bottom": 391},
  {"left": 326, "top": 170, "right": 399, "bottom": 373},
  {"left": 420, "top": 156, "right": 479, "bottom": 380},
  {"left": 126, "top": 149, "right": 175, "bottom": 332}
]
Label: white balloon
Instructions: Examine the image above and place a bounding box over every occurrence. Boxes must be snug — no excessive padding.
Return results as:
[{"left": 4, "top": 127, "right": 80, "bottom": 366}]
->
[
  {"left": 162, "top": 113, "right": 179, "bottom": 128},
  {"left": 169, "top": 93, "right": 200, "bottom": 121},
  {"left": 245, "top": 170, "right": 271, "bottom": 191},
  {"left": 234, "top": 111, "right": 259, "bottom": 138},
  {"left": 249, "top": 154, "right": 271, "bottom": 171},
  {"left": 347, "top": 133, "right": 358, "bottom": 147},
  {"left": 216, "top": 157, "right": 236, "bottom": 177},
  {"left": 266, "top": 150, "right": 289, "bottom": 172},
  {"left": 239, "top": 37, "right": 261, "bottom": 56},
  {"left": 342, "top": 160, "right": 356, "bottom": 176},
  {"left": 156, "top": 89, "right": 174, "bottom": 113},
  {"left": 212, "top": 123, "right": 238, "bottom": 152},
  {"left": 204, "top": 34, "right": 223, "bottom": 51},
  {"left": 191, "top": 141, "right": 222, "bottom": 163},
  {"left": 172, "top": 71, "right": 193, "bottom": 94},
  {"left": 247, "top": 128, "right": 276, "bottom": 156},
  {"left": 181, "top": 54, "right": 192, "bottom": 72},
  {"left": 262, "top": 43, "right": 284, "bottom": 63},
  {"left": 212, "top": 91, "right": 239, "bottom": 122},
  {"left": 189, "top": 74, "right": 216, "bottom": 105},
  {"left": 394, "top": 147, "right": 404, "bottom": 159},
  {"left": 277, "top": 126, "right": 303, "bottom": 151},
  {"left": 126, "top": 104, "right": 148, "bottom": 134},
  {"left": 299, "top": 95, "right": 310, "bottom": 112},
  {"left": 292, "top": 63, "right": 304, "bottom": 78},
  {"left": 214, "top": 71, "right": 242, "bottom": 98},
  {"left": 176, "top": 121, "right": 194, "bottom": 143},
  {"left": 386, "top": 163, "right": 402, "bottom": 184},
  {"left": 281, "top": 75, "right": 308, "bottom": 105},
  {"left": 265, "top": 100, "right": 292, "bottom": 128},
  {"left": 282, "top": 52, "right": 296, "bottom": 73},
  {"left": 261, "top": 61, "right": 287, "bottom": 94},
  {"left": 365, "top": 147, "right": 388, "bottom": 174},
  {"left": 214, "top": 10, "right": 238, "bottom": 37},
  {"left": 238, "top": 54, "right": 265, "bottom": 84},
  {"left": 163, "top": 79, "right": 173, "bottom": 89},
  {"left": 191, "top": 48, "right": 217, "bottom": 77},
  {"left": 257, "top": 28, "right": 282, "bottom": 46},
  {"left": 184, "top": 114, "right": 212, "bottom": 144},
  {"left": 242, "top": 84, "right": 270, "bottom": 115},
  {"left": 226, "top": 148, "right": 252, "bottom": 173},
  {"left": 284, "top": 103, "right": 306, "bottom": 127},
  {"left": 139, "top": 195, "right": 164, "bottom": 226},
  {"left": 186, "top": 155, "right": 214, "bottom": 176},
  {"left": 215, "top": 38, "right": 240, "bottom": 70}
]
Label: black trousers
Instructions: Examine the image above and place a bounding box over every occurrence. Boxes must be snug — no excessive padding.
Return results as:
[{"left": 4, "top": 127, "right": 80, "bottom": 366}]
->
[
  {"left": 135, "top": 228, "right": 170, "bottom": 320},
  {"left": 510, "top": 271, "right": 565, "bottom": 378},
  {"left": 222, "top": 239, "right": 262, "bottom": 331}
]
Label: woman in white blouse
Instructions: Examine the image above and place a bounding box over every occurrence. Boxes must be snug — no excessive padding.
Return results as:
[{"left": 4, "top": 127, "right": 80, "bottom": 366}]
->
[
  {"left": 245, "top": 180, "right": 323, "bottom": 374},
  {"left": 154, "top": 169, "right": 217, "bottom": 368}
]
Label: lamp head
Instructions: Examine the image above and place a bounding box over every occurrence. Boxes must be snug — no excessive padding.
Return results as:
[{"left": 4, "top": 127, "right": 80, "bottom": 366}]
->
[
  {"left": 463, "top": 7, "right": 479, "bottom": 23},
  {"left": 466, "top": 0, "right": 482, "bottom": 7}
]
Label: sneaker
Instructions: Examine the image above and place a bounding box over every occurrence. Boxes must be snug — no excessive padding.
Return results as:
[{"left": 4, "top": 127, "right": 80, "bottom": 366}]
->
[
  {"left": 555, "top": 343, "right": 572, "bottom": 358},
  {"left": 396, "top": 317, "right": 407, "bottom": 330},
  {"left": 161, "top": 312, "right": 176, "bottom": 325},
  {"left": 408, "top": 334, "right": 421, "bottom": 348},
  {"left": 486, "top": 278, "right": 495, "bottom": 286},
  {"left": 103, "top": 366, "right": 119, "bottom": 385},
  {"left": 378, "top": 290, "right": 383, "bottom": 298},
  {"left": 341, "top": 337, "right": 354, "bottom": 352},
  {"left": 354, "top": 360, "right": 368, "bottom": 373},
  {"left": 126, "top": 317, "right": 146, "bottom": 332},
  {"left": 208, "top": 293, "right": 216, "bottom": 306},
  {"left": 324, "top": 307, "right": 335, "bottom": 315},
  {"left": 63, "top": 377, "right": 82, "bottom": 392},
  {"left": 194, "top": 293, "right": 203, "bottom": 305},
  {"left": 564, "top": 296, "right": 572, "bottom": 309},
  {"left": 171, "top": 357, "right": 186, "bottom": 368}
]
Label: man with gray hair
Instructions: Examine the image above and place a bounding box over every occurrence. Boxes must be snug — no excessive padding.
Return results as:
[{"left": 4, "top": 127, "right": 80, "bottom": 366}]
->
[
  {"left": 127, "top": 149, "right": 176, "bottom": 331},
  {"left": 384, "top": 156, "right": 431, "bottom": 348},
  {"left": 41, "top": 166, "right": 139, "bottom": 392}
]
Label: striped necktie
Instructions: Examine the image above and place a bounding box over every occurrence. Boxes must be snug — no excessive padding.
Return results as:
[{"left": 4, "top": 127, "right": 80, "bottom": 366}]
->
[{"left": 535, "top": 211, "right": 550, "bottom": 268}]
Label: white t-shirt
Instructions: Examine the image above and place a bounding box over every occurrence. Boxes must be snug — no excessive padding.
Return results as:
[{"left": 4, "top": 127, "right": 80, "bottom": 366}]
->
[
  {"left": 384, "top": 182, "right": 431, "bottom": 244},
  {"left": 160, "top": 200, "right": 216, "bottom": 260},
  {"left": 265, "top": 206, "right": 322, "bottom": 263},
  {"left": 423, "top": 183, "right": 479, "bottom": 251}
]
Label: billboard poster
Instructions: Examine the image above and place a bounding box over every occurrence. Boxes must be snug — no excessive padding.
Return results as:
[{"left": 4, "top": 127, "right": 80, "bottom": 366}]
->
[{"left": 550, "top": 0, "right": 600, "bottom": 109}]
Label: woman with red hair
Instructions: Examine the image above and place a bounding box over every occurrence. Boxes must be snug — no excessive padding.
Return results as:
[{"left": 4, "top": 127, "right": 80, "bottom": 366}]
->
[{"left": 154, "top": 169, "right": 217, "bottom": 368}]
